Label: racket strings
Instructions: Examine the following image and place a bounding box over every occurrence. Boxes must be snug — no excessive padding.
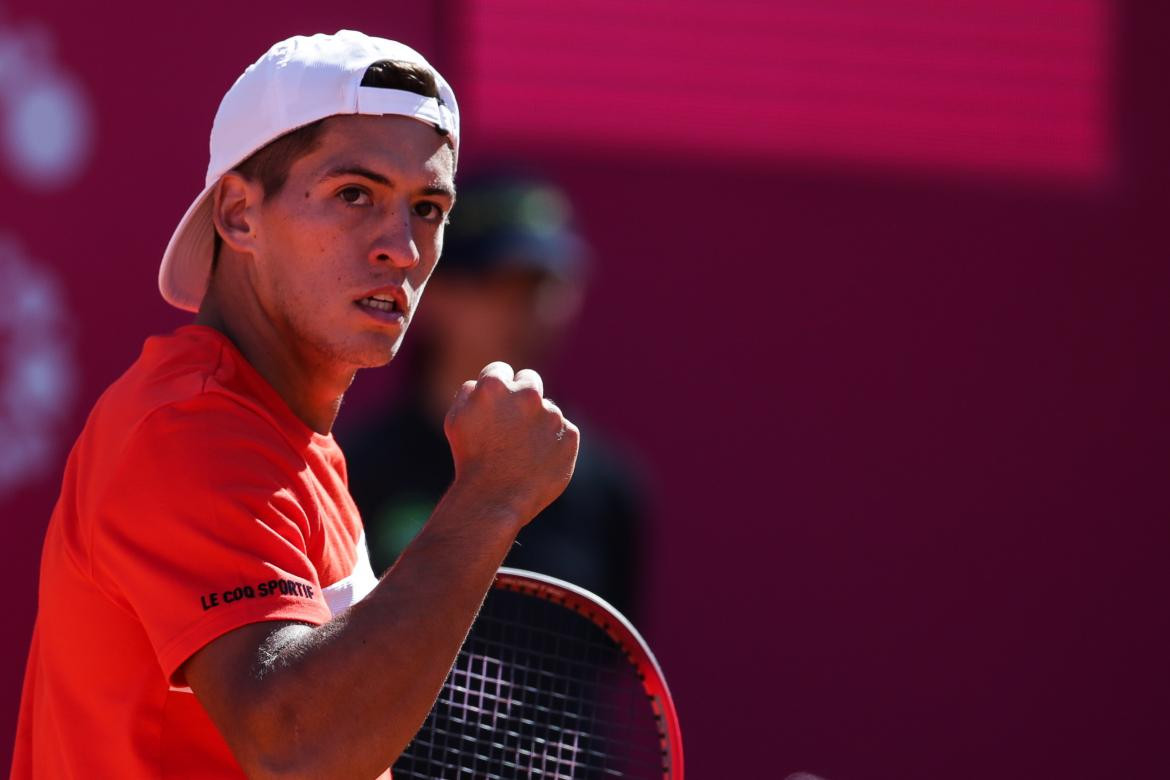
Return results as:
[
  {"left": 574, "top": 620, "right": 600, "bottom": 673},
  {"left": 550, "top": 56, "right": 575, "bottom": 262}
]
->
[
  {"left": 395, "top": 588, "right": 668, "bottom": 778},
  {"left": 443, "top": 635, "right": 648, "bottom": 725}
]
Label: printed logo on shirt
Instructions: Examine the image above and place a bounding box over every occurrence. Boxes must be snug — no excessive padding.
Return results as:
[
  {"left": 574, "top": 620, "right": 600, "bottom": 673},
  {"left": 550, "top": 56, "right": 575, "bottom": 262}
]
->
[{"left": 199, "top": 577, "right": 316, "bottom": 611}]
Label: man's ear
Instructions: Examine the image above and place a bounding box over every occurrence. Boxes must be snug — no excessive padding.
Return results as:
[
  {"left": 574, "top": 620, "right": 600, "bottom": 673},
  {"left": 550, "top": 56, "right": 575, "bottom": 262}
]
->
[{"left": 211, "top": 172, "right": 262, "bottom": 254}]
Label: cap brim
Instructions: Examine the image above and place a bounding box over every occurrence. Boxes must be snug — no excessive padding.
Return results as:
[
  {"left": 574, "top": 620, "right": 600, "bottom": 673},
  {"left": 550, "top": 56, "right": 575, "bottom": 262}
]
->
[{"left": 159, "top": 182, "right": 217, "bottom": 313}]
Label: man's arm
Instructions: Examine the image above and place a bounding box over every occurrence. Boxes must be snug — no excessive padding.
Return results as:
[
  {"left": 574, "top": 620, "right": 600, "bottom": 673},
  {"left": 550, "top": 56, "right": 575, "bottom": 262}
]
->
[{"left": 183, "top": 363, "right": 578, "bottom": 779}]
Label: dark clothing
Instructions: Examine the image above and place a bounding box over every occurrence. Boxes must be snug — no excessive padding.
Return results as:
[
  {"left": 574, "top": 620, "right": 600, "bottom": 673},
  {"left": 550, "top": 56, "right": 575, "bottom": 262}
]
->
[{"left": 342, "top": 391, "right": 645, "bottom": 619}]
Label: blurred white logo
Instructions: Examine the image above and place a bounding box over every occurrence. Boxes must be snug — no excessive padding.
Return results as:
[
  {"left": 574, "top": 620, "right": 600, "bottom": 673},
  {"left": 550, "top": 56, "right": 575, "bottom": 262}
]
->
[
  {"left": 0, "top": 235, "right": 76, "bottom": 496},
  {"left": 0, "top": 19, "right": 93, "bottom": 190}
]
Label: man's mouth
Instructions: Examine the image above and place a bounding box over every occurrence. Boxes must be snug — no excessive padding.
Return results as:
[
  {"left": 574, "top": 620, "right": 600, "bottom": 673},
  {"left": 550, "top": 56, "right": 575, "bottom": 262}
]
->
[{"left": 357, "top": 295, "right": 400, "bottom": 313}]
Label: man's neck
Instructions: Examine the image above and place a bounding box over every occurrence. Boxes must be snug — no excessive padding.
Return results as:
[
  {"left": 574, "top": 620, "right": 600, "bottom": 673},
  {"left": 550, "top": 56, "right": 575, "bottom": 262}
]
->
[{"left": 195, "top": 291, "right": 353, "bottom": 435}]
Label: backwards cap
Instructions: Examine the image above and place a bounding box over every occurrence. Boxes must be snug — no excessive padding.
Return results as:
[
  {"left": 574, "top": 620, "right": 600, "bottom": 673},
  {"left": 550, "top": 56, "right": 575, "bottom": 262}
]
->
[{"left": 159, "top": 30, "right": 459, "bottom": 312}]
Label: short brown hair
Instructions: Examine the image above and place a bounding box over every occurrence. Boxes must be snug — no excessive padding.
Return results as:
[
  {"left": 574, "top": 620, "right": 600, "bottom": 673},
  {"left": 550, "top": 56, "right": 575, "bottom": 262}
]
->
[{"left": 212, "top": 60, "right": 442, "bottom": 262}]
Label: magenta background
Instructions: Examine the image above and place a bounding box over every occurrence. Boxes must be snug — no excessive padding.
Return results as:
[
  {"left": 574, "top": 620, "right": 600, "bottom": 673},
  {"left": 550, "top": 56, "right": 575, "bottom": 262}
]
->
[
  {"left": 462, "top": 0, "right": 1112, "bottom": 178},
  {"left": 2, "top": 2, "right": 1169, "bottom": 778}
]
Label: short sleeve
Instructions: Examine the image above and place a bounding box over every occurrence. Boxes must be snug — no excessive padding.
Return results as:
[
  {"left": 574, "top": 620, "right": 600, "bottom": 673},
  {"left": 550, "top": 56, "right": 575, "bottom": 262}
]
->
[{"left": 91, "top": 395, "right": 333, "bottom": 685}]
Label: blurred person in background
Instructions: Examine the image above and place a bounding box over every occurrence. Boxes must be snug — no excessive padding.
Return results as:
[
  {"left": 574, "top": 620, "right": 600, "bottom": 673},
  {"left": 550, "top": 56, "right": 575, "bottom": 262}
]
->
[{"left": 345, "top": 171, "right": 646, "bottom": 618}]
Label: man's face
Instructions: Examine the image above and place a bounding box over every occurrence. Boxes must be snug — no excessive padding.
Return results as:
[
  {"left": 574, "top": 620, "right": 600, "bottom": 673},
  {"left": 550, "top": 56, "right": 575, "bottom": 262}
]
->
[{"left": 246, "top": 114, "right": 455, "bottom": 372}]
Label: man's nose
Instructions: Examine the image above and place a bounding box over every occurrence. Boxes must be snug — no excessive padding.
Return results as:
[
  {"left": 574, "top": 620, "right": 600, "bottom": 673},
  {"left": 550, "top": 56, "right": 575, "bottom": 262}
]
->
[{"left": 369, "top": 212, "right": 419, "bottom": 269}]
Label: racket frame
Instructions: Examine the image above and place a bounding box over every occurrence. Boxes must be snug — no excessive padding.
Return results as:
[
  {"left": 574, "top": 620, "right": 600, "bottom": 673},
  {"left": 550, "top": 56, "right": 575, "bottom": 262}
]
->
[{"left": 493, "top": 566, "right": 685, "bottom": 780}]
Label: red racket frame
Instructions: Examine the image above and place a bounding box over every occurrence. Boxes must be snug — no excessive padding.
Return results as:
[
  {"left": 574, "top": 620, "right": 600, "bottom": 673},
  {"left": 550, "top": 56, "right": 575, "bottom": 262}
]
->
[{"left": 493, "top": 567, "right": 685, "bottom": 780}]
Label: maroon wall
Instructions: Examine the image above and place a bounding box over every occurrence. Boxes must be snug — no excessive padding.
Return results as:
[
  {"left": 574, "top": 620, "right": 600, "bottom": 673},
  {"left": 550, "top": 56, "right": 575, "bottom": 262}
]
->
[{"left": 3, "top": 2, "right": 1168, "bottom": 778}]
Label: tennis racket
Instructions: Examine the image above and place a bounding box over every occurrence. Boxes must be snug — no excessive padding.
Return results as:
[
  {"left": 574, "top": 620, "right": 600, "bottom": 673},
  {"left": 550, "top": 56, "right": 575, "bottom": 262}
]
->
[{"left": 394, "top": 567, "right": 684, "bottom": 779}]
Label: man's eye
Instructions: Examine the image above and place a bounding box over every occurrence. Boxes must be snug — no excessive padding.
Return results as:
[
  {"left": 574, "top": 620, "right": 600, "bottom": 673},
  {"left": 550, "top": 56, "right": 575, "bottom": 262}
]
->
[
  {"left": 414, "top": 202, "right": 444, "bottom": 222},
  {"left": 338, "top": 187, "right": 370, "bottom": 205}
]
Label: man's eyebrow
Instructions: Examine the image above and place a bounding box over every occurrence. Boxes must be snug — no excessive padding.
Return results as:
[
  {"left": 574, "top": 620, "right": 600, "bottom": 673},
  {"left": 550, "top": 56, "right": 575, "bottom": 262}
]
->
[
  {"left": 320, "top": 165, "right": 455, "bottom": 201},
  {"left": 320, "top": 165, "right": 391, "bottom": 186},
  {"left": 421, "top": 184, "right": 456, "bottom": 201}
]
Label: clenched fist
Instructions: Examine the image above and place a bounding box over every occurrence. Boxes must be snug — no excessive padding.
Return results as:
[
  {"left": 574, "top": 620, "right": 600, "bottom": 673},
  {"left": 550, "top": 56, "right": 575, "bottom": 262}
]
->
[{"left": 444, "top": 361, "right": 580, "bottom": 528}]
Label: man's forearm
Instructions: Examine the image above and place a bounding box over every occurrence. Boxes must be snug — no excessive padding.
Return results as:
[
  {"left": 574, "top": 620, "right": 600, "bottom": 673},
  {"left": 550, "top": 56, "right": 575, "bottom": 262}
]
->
[{"left": 215, "top": 484, "right": 522, "bottom": 780}]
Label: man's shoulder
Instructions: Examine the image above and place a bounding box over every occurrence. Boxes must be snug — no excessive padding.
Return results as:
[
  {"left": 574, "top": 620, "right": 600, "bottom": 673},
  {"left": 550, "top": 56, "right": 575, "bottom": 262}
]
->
[
  {"left": 54, "top": 328, "right": 309, "bottom": 563},
  {"left": 88, "top": 325, "right": 288, "bottom": 459}
]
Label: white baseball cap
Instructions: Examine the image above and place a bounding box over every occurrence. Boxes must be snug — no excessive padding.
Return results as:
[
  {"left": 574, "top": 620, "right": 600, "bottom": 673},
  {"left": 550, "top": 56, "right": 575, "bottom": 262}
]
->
[{"left": 159, "top": 30, "right": 459, "bottom": 312}]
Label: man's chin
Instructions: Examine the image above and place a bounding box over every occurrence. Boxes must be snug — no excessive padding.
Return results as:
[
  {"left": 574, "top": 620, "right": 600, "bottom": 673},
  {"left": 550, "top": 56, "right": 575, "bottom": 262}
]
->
[{"left": 349, "top": 331, "right": 405, "bottom": 369}]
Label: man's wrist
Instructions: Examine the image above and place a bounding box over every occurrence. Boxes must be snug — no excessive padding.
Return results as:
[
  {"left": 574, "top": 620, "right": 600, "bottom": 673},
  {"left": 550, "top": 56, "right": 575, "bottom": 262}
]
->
[{"left": 434, "top": 475, "right": 531, "bottom": 535}]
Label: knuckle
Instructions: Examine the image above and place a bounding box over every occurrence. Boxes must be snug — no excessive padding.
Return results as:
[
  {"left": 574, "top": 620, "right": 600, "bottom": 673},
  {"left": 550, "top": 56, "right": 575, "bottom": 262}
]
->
[
  {"left": 480, "top": 361, "right": 515, "bottom": 380},
  {"left": 450, "top": 381, "right": 475, "bottom": 407},
  {"left": 476, "top": 375, "right": 507, "bottom": 395},
  {"left": 513, "top": 385, "right": 543, "bottom": 406}
]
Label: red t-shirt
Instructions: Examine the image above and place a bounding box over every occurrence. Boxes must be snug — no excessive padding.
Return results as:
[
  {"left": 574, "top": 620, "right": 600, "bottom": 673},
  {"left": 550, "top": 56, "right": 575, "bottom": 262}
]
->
[{"left": 11, "top": 325, "right": 386, "bottom": 778}]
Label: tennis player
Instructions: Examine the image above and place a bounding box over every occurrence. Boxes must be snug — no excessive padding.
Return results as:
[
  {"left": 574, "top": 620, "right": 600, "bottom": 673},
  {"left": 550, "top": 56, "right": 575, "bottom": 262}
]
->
[{"left": 11, "top": 30, "right": 578, "bottom": 779}]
